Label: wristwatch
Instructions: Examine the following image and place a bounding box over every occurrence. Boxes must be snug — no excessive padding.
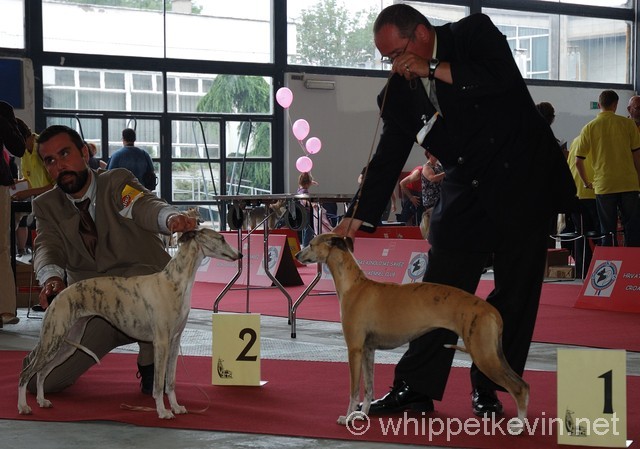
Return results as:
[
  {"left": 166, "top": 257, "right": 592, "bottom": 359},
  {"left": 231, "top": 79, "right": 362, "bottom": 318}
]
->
[{"left": 428, "top": 58, "right": 440, "bottom": 80}]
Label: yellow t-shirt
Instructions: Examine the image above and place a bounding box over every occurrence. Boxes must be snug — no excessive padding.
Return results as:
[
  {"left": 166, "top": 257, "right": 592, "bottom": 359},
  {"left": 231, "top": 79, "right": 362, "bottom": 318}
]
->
[
  {"left": 21, "top": 135, "right": 53, "bottom": 189},
  {"left": 574, "top": 111, "right": 640, "bottom": 194},
  {"left": 568, "top": 138, "right": 595, "bottom": 200}
]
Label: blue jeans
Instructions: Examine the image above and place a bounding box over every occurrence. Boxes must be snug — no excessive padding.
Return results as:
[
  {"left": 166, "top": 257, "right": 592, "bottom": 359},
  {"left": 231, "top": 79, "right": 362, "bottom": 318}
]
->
[{"left": 595, "top": 191, "right": 640, "bottom": 246}]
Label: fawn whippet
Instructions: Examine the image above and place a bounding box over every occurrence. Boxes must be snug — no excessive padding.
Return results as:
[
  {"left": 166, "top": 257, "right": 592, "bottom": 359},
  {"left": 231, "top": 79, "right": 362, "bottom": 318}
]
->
[
  {"left": 296, "top": 233, "right": 528, "bottom": 434},
  {"left": 18, "top": 228, "right": 241, "bottom": 419}
]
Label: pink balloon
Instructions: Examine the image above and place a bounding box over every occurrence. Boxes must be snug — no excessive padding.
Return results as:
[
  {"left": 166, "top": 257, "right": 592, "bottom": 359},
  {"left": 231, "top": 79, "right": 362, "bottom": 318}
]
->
[
  {"left": 292, "top": 119, "right": 310, "bottom": 141},
  {"left": 276, "top": 87, "right": 293, "bottom": 108},
  {"left": 296, "top": 156, "right": 313, "bottom": 173},
  {"left": 305, "top": 137, "right": 322, "bottom": 154}
]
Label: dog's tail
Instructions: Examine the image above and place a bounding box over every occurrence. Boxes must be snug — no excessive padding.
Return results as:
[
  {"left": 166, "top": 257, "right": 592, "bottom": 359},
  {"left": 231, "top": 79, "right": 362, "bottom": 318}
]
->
[
  {"left": 444, "top": 344, "right": 468, "bottom": 353},
  {"left": 64, "top": 339, "right": 101, "bottom": 364}
]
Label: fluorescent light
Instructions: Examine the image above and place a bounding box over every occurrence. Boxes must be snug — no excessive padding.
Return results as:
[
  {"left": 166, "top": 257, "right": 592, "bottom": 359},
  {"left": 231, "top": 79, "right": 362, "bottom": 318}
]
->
[{"left": 303, "top": 79, "right": 335, "bottom": 90}]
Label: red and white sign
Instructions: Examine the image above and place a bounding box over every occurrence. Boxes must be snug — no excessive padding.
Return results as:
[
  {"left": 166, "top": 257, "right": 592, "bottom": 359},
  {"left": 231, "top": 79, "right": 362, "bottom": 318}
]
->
[
  {"left": 313, "top": 238, "right": 431, "bottom": 291},
  {"left": 196, "top": 233, "right": 289, "bottom": 287},
  {"left": 575, "top": 246, "right": 640, "bottom": 313}
]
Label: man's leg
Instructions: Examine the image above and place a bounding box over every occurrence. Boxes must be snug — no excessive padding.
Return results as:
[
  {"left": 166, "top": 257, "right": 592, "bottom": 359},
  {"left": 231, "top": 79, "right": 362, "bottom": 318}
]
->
[
  {"left": 470, "top": 226, "right": 548, "bottom": 390},
  {"left": 393, "top": 246, "right": 488, "bottom": 400},
  {"left": 26, "top": 316, "right": 138, "bottom": 393},
  {"left": 618, "top": 191, "right": 640, "bottom": 247},
  {"left": 595, "top": 194, "right": 620, "bottom": 246}
]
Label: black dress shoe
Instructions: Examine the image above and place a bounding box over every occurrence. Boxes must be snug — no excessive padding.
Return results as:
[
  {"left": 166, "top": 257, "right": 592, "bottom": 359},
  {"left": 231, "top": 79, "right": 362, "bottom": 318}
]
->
[
  {"left": 364, "top": 382, "right": 434, "bottom": 415},
  {"left": 471, "top": 387, "right": 503, "bottom": 416},
  {"left": 137, "top": 363, "right": 154, "bottom": 395}
]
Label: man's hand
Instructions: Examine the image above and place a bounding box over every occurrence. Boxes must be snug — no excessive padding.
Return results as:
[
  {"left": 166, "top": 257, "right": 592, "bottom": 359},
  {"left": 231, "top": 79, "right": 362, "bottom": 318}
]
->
[
  {"left": 38, "top": 276, "right": 65, "bottom": 309},
  {"left": 333, "top": 217, "right": 363, "bottom": 239},
  {"left": 167, "top": 213, "right": 198, "bottom": 233}
]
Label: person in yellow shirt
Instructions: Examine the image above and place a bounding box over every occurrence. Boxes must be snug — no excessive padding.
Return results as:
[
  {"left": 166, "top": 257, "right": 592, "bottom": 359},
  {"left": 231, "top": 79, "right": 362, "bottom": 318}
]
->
[
  {"left": 575, "top": 90, "right": 640, "bottom": 247},
  {"left": 10, "top": 119, "right": 54, "bottom": 256},
  {"left": 568, "top": 137, "right": 599, "bottom": 277}
]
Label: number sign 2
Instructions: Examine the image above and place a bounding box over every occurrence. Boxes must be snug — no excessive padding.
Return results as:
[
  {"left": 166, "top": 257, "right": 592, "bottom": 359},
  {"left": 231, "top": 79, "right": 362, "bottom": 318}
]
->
[
  {"left": 212, "top": 313, "right": 265, "bottom": 386},
  {"left": 557, "top": 349, "right": 627, "bottom": 447}
]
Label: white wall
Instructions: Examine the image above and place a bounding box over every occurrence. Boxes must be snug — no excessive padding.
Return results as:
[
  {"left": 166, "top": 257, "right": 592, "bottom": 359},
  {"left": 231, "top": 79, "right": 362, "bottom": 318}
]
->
[{"left": 285, "top": 74, "right": 636, "bottom": 196}]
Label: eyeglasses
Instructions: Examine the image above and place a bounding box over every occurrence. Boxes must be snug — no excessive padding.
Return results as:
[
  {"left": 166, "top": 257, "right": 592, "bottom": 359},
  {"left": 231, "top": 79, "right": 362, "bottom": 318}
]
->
[{"left": 380, "top": 29, "right": 415, "bottom": 65}]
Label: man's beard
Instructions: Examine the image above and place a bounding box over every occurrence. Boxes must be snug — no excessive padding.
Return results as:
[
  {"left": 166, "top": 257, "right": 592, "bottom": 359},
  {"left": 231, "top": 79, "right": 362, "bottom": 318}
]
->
[{"left": 57, "top": 169, "right": 89, "bottom": 195}]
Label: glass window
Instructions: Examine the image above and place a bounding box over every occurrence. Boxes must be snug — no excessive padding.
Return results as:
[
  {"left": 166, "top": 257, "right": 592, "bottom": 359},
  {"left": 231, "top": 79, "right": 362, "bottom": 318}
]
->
[
  {"left": 0, "top": 0, "right": 25, "bottom": 49},
  {"left": 43, "top": 1, "right": 165, "bottom": 57},
  {"left": 226, "top": 161, "right": 272, "bottom": 195},
  {"left": 165, "top": 1, "right": 273, "bottom": 62},
  {"left": 43, "top": 67, "right": 163, "bottom": 112},
  {"left": 171, "top": 162, "right": 221, "bottom": 202},
  {"left": 287, "top": 0, "right": 468, "bottom": 69},
  {"left": 288, "top": 0, "right": 388, "bottom": 69},
  {"left": 485, "top": 9, "right": 631, "bottom": 83},
  {"left": 537, "top": 0, "right": 631, "bottom": 7},
  {"left": 42, "top": 0, "right": 273, "bottom": 62},
  {"left": 108, "top": 118, "right": 160, "bottom": 159},
  {"left": 105, "top": 72, "right": 125, "bottom": 90},
  {"left": 288, "top": 1, "right": 466, "bottom": 70},
  {"left": 79, "top": 70, "right": 101, "bottom": 88},
  {"left": 172, "top": 120, "right": 220, "bottom": 159},
  {"left": 45, "top": 116, "right": 101, "bottom": 142},
  {"left": 225, "top": 121, "right": 272, "bottom": 159},
  {"left": 168, "top": 73, "right": 273, "bottom": 114}
]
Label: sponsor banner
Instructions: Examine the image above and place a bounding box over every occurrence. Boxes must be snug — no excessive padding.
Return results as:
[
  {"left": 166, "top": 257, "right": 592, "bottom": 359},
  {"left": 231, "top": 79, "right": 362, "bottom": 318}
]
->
[
  {"left": 196, "top": 233, "right": 289, "bottom": 287},
  {"left": 314, "top": 238, "right": 431, "bottom": 291},
  {"left": 575, "top": 246, "right": 640, "bottom": 313}
]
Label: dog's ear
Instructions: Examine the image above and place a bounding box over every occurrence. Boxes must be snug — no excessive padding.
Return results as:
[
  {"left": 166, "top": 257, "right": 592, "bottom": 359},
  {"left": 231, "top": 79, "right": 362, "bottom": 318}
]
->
[
  {"left": 344, "top": 236, "right": 354, "bottom": 253},
  {"left": 329, "top": 236, "right": 353, "bottom": 252},
  {"left": 178, "top": 230, "right": 198, "bottom": 244}
]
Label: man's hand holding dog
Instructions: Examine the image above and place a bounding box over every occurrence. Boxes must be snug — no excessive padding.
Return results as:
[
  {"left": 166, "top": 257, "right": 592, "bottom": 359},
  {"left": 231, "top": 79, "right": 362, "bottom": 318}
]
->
[
  {"left": 167, "top": 213, "right": 198, "bottom": 233},
  {"left": 333, "top": 217, "right": 363, "bottom": 239},
  {"left": 39, "top": 276, "right": 65, "bottom": 309}
]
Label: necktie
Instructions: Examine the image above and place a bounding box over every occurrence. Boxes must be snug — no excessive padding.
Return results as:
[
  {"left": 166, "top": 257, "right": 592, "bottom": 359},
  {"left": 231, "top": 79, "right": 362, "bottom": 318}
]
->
[
  {"left": 428, "top": 80, "right": 442, "bottom": 116},
  {"left": 75, "top": 198, "right": 97, "bottom": 258}
]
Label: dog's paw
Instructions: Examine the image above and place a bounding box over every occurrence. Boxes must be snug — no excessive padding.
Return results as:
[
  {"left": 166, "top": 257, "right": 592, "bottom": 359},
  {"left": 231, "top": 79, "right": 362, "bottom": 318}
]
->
[
  {"left": 337, "top": 415, "right": 347, "bottom": 426},
  {"left": 17, "top": 404, "right": 32, "bottom": 415},
  {"left": 158, "top": 409, "right": 176, "bottom": 419},
  {"left": 37, "top": 398, "right": 52, "bottom": 408},
  {"left": 172, "top": 405, "right": 187, "bottom": 415}
]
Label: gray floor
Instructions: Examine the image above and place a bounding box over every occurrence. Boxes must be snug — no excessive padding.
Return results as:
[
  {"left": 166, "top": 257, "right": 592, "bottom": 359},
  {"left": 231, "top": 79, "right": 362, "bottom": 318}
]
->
[{"left": 1, "top": 272, "right": 638, "bottom": 449}]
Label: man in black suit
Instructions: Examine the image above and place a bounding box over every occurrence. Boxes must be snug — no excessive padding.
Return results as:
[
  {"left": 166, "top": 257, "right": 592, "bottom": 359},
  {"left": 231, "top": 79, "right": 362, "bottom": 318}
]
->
[{"left": 334, "top": 5, "right": 576, "bottom": 416}]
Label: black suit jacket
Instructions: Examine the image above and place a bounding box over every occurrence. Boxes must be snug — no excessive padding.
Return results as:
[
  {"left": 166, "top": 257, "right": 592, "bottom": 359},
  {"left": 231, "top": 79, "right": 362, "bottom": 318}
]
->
[{"left": 348, "top": 14, "right": 576, "bottom": 252}]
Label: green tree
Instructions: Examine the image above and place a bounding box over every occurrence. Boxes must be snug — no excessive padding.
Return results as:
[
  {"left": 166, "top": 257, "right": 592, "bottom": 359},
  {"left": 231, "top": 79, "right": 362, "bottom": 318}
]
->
[
  {"left": 197, "top": 75, "right": 272, "bottom": 193},
  {"left": 295, "top": 0, "right": 377, "bottom": 67}
]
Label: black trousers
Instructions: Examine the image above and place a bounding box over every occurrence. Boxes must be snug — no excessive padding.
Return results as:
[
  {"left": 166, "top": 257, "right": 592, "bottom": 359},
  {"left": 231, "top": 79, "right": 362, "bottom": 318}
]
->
[{"left": 393, "top": 227, "right": 548, "bottom": 400}]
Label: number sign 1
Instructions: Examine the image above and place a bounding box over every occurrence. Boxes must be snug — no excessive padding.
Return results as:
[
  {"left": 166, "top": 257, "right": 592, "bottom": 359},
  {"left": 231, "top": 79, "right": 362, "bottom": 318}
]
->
[
  {"left": 212, "top": 313, "right": 265, "bottom": 386},
  {"left": 557, "top": 349, "right": 628, "bottom": 447}
]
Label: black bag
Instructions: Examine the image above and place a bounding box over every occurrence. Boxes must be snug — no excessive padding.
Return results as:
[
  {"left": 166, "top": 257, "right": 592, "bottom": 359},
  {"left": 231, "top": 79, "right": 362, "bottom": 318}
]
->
[{"left": 142, "top": 170, "right": 158, "bottom": 190}]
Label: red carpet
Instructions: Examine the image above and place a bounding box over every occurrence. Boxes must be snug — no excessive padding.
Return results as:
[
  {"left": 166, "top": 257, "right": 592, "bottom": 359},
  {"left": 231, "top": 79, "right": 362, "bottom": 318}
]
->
[
  {"left": 3, "top": 351, "right": 638, "bottom": 448},
  {"left": 193, "top": 269, "right": 640, "bottom": 351}
]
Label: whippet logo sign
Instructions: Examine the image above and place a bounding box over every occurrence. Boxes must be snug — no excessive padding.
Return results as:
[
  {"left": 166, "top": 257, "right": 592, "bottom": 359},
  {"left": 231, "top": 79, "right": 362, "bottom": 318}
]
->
[
  {"left": 585, "top": 260, "right": 620, "bottom": 298},
  {"left": 575, "top": 246, "right": 640, "bottom": 313}
]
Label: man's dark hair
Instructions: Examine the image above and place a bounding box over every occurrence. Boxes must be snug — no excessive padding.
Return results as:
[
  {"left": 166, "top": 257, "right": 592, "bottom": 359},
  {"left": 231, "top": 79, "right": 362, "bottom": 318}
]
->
[
  {"left": 373, "top": 4, "right": 432, "bottom": 38},
  {"left": 122, "top": 128, "right": 136, "bottom": 143},
  {"left": 536, "top": 102, "right": 555, "bottom": 125},
  {"left": 599, "top": 90, "right": 619, "bottom": 108},
  {"left": 37, "top": 125, "right": 85, "bottom": 154}
]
